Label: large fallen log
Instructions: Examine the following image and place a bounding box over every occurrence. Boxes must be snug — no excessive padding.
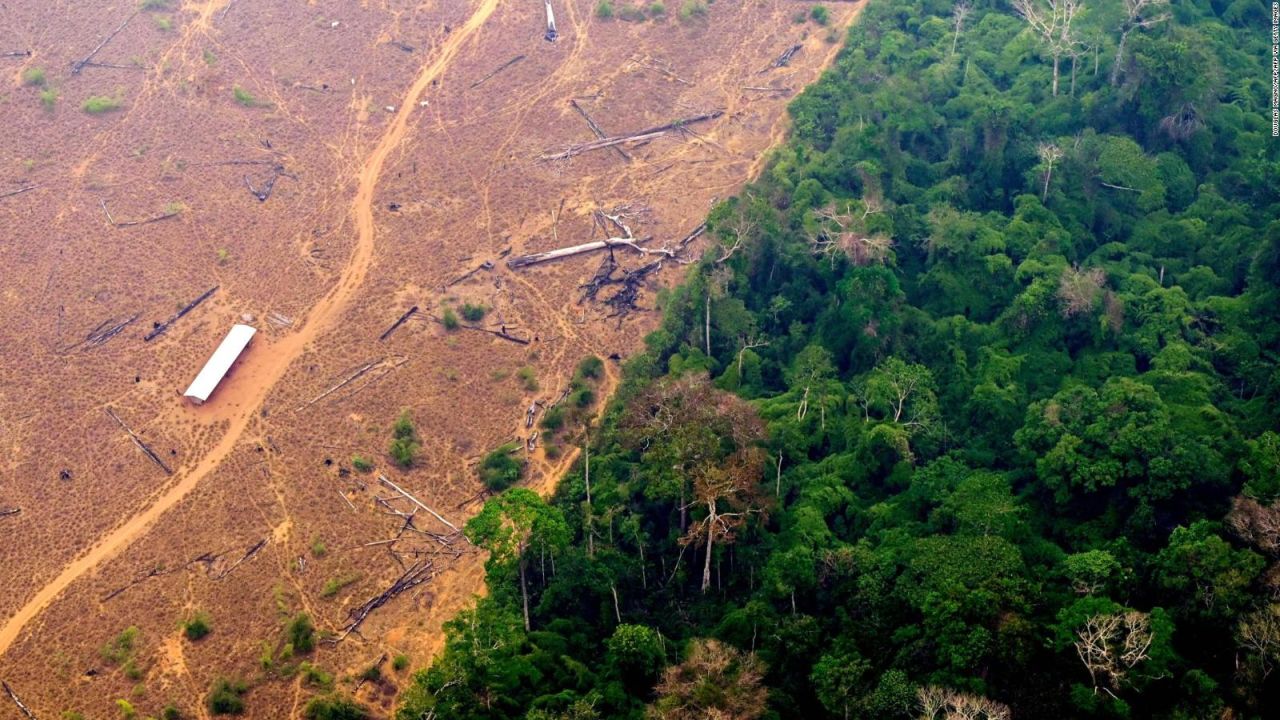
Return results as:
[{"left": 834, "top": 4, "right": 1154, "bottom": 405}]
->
[
  {"left": 377, "top": 475, "right": 460, "bottom": 533},
  {"left": 507, "top": 235, "right": 674, "bottom": 269},
  {"left": 215, "top": 538, "right": 268, "bottom": 580},
  {"left": 379, "top": 306, "right": 418, "bottom": 341},
  {"left": 100, "top": 198, "right": 183, "bottom": 228},
  {"left": 1, "top": 680, "right": 37, "bottom": 720},
  {"left": 770, "top": 43, "right": 802, "bottom": 70},
  {"left": 539, "top": 111, "right": 723, "bottom": 161},
  {"left": 338, "top": 560, "right": 435, "bottom": 638},
  {"left": 0, "top": 185, "right": 37, "bottom": 200},
  {"left": 144, "top": 285, "right": 217, "bottom": 341},
  {"left": 0, "top": 508, "right": 19, "bottom": 519},
  {"left": 105, "top": 407, "right": 173, "bottom": 475},
  {"left": 470, "top": 54, "right": 525, "bottom": 89},
  {"left": 298, "top": 356, "right": 406, "bottom": 409},
  {"left": 570, "top": 99, "right": 629, "bottom": 162},
  {"left": 72, "top": 10, "right": 138, "bottom": 74}
]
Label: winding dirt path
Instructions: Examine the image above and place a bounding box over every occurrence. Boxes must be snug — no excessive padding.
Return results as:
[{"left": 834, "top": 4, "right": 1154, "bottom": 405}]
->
[{"left": 0, "top": 0, "right": 500, "bottom": 658}]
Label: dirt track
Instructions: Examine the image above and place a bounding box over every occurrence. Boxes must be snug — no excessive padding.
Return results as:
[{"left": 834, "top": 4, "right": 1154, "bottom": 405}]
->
[{"left": 0, "top": 1, "right": 863, "bottom": 716}]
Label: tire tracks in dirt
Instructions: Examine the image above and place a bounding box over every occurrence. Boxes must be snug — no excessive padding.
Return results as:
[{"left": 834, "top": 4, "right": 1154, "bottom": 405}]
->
[{"left": 0, "top": 0, "right": 501, "bottom": 660}]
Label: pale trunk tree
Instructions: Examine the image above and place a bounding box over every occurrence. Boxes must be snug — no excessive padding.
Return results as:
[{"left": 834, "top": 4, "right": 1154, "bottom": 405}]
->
[
  {"left": 1074, "top": 611, "right": 1155, "bottom": 691},
  {"left": 1111, "top": 0, "right": 1171, "bottom": 87},
  {"left": 1037, "top": 142, "right": 1064, "bottom": 201},
  {"left": 950, "top": 2, "right": 972, "bottom": 58},
  {"left": 1012, "top": 0, "right": 1085, "bottom": 97}
]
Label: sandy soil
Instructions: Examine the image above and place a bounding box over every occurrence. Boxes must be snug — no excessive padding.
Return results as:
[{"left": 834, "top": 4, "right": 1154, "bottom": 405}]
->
[{"left": 0, "top": 1, "right": 863, "bottom": 716}]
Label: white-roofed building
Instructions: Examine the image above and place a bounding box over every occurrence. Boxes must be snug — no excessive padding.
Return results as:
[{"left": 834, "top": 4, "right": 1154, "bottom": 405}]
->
[{"left": 184, "top": 324, "right": 256, "bottom": 404}]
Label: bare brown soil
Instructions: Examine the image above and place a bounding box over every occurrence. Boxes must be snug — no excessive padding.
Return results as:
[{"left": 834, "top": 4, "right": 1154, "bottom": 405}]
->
[{"left": 0, "top": 1, "right": 863, "bottom": 717}]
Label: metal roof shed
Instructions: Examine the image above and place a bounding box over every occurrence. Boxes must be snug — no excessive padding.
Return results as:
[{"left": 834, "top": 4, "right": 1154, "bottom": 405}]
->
[{"left": 184, "top": 324, "right": 256, "bottom": 404}]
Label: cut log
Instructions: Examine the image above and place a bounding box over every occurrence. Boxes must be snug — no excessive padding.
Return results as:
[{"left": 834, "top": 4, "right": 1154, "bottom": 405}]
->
[
  {"left": 100, "top": 197, "right": 183, "bottom": 228},
  {"left": 539, "top": 110, "right": 723, "bottom": 161},
  {"left": 569, "top": 99, "right": 629, "bottom": 162},
  {"left": 379, "top": 306, "right": 419, "bottom": 341},
  {"left": 0, "top": 185, "right": 37, "bottom": 200},
  {"left": 2, "top": 680, "right": 37, "bottom": 720},
  {"left": 144, "top": 285, "right": 217, "bottom": 341},
  {"left": 507, "top": 235, "right": 672, "bottom": 269},
  {"left": 377, "top": 475, "right": 460, "bottom": 533},
  {"left": 338, "top": 560, "right": 435, "bottom": 639},
  {"left": 0, "top": 508, "right": 19, "bottom": 519},
  {"left": 470, "top": 54, "right": 525, "bottom": 89},
  {"left": 215, "top": 538, "right": 267, "bottom": 580},
  {"left": 72, "top": 10, "right": 138, "bottom": 74},
  {"left": 769, "top": 43, "right": 802, "bottom": 70},
  {"left": 105, "top": 407, "right": 174, "bottom": 475}
]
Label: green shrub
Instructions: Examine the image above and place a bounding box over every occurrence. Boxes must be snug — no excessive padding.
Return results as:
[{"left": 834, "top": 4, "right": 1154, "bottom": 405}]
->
[
  {"left": 320, "top": 573, "right": 361, "bottom": 599},
  {"left": 649, "top": 1, "right": 665, "bottom": 15},
  {"left": 139, "top": 0, "right": 170, "bottom": 9},
  {"left": 460, "top": 303, "right": 486, "bottom": 322},
  {"left": 810, "top": 5, "right": 830, "bottom": 25},
  {"left": 22, "top": 67, "right": 45, "bottom": 86},
  {"left": 311, "top": 539, "right": 327, "bottom": 557},
  {"left": 545, "top": 444, "right": 562, "bottom": 460},
  {"left": 596, "top": 0, "right": 614, "bottom": 18},
  {"left": 351, "top": 455, "right": 374, "bottom": 473},
  {"left": 303, "top": 695, "right": 367, "bottom": 720},
  {"left": 358, "top": 664, "right": 382, "bottom": 683},
  {"left": 102, "top": 626, "right": 140, "bottom": 664},
  {"left": 392, "top": 654, "right": 409, "bottom": 671},
  {"left": 207, "top": 678, "right": 247, "bottom": 715},
  {"left": 517, "top": 366, "right": 539, "bottom": 391},
  {"left": 116, "top": 699, "right": 136, "bottom": 719},
  {"left": 202, "top": 49, "right": 217, "bottom": 65},
  {"left": 570, "top": 387, "right": 596, "bottom": 408},
  {"left": 575, "top": 355, "right": 605, "bottom": 381},
  {"left": 441, "top": 307, "right": 460, "bottom": 330},
  {"left": 161, "top": 705, "right": 181, "bottom": 720},
  {"left": 299, "top": 661, "right": 333, "bottom": 689},
  {"left": 540, "top": 406, "right": 566, "bottom": 432},
  {"left": 232, "top": 86, "right": 258, "bottom": 107},
  {"left": 153, "top": 14, "right": 173, "bottom": 31},
  {"left": 83, "top": 94, "right": 123, "bottom": 114},
  {"left": 479, "top": 447, "right": 522, "bottom": 491},
  {"left": 182, "top": 612, "right": 211, "bottom": 641},
  {"left": 39, "top": 87, "right": 58, "bottom": 110},
  {"left": 287, "top": 613, "right": 316, "bottom": 654},
  {"left": 678, "top": 0, "right": 707, "bottom": 21},
  {"left": 389, "top": 412, "right": 420, "bottom": 468}
]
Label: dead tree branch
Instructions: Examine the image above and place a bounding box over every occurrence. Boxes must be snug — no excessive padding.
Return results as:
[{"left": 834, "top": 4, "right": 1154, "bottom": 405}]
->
[
  {"left": 72, "top": 10, "right": 138, "bottom": 74},
  {"left": 144, "top": 285, "right": 218, "bottom": 341},
  {"left": 105, "top": 407, "right": 173, "bottom": 475},
  {"left": 377, "top": 475, "right": 461, "bottom": 533},
  {"left": 215, "top": 538, "right": 268, "bottom": 580},
  {"left": 0, "top": 508, "right": 19, "bottom": 519},
  {"left": 298, "top": 357, "right": 405, "bottom": 409},
  {"left": 338, "top": 560, "right": 435, "bottom": 639},
  {"left": 0, "top": 185, "right": 38, "bottom": 200},
  {"left": 100, "top": 197, "right": 183, "bottom": 228},
  {"left": 570, "top": 99, "right": 630, "bottom": 162},
  {"left": 767, "top": 44, "right": 802, "bottom": 71}
]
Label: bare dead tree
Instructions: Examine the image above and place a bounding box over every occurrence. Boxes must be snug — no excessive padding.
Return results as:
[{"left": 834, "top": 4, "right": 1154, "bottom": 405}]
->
[
  {"left": 1074, "top": 611, "right": 1155, "bottom": 692},
  {"left": 1037, "top": 141, "right": 1064, "bottom": 201},
  {"left": 1237, "top": 605, "right": 1280, "bottom": 680},
  {"left": 1111, "top": 0, "right": 1170, "bottom": 86},
  {"left": 1057, "top": 265, "right": 1106, "bottom": 317},
  {"left": 1011, "top": 0, "right": 1085, "bottom": 97},
  {"left": 1226, "top": 496, "right": 1280, "bottom": 557},
  {"left": 917, "top": 686, "right": 1010, "bottom": 720},
  {"left": 810, "top": 201, "right": 892, "bottom": 268}
]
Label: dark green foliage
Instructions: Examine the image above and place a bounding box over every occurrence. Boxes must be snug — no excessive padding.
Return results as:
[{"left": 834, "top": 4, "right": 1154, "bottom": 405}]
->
[
  {"left": 460, "top": 303, "right": 486, "bottom": 322},
  {"left": 351, "top": 455, "right": 374, "bottom": 473},
  {"left": 304, "top": 696, "right": 367, "bottom": 720},
  {"left": 182, "top": 612, "right": 211, "bottom": 641},
  {"left": 287, "top": 613, "right": 316, "bottom": 654},
  {"left": 207, "top": 678, "right": 247, "bottom": 715},
  {"left": 161, "top": 705, "right": 181, "bottom": 720},
  {"left": 389, "top": 412, "right": 420, "bottom": 468},
  {"left": 399, "top": 1, "right": 1280, "bottom": 718},
  {"left": 441, "top": 307, "right": 460, "bottom": 330},
  {"left": 392, "top": 654, "right": 410, "bottom": 671},
  {"left": 479, "top": 446, "right": 522, "bottom": 492}
]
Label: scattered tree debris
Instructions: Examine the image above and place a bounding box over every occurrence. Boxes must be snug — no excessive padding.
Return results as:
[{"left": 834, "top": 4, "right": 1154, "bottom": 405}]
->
[
  {"left": 470, "top": 54, "right": 525, "bottom": 89},
  {"left": 0, "top": 185, "right": 38, "bottom": 201},
  {"left": 509, "top": 210, "right": 686, "bottom": 268},
  {"left": 99, "top": 197, "right": 183, "bottom": 228},
  {"left": 354, "top": 653, "right": 389, "bottom": 692},
  {"left": 379, "top": 306, "right": 419, "bottom": 341},
  {"left": 215, "top": 538, "right": 268, "bottom": 580},
  {"left": 72, "top": 10, "right": 138, "bottom": 74},
  {"left": 144, "top": 285, "right": 218, "bottom": 341},
  {"left": 105, "top": 407, "right": 173, "bottom": 475},
  {"left": 244, "top": 165, "right": 295, "bottom": 202},
  {"left": 266, "top": 311, "right": 293, "bottom": 329},
  {"left": 0, "top": 508, "right": 19, "bottom": 519},
  {"left": 2, "top": 50, "right": 32, "bottom": 58},
  {"left": 767, "top": 43, "right": 802, "bottom": 70},
  {"left": 388, "top": 40, "right": 415, "bottom": 53},
  {"left": 741, "top": 85, "right": 792, "bottom": 94},
  {"left": 631, "top": 58, "right": 693, "bottom": 86},
  {"left": 570, "top": 99, "right": 630, "bottom": 162},
  {"left": 100, "top": 550, "right": 225, "bottom": 601},
  {"left": 447, "top": 260, "right": 495, "bottom": 287},
  {"left": 338, "top": 559, "right": 435, "bottom": 639},
  {"left": 59, "top": 313, "right": 140, "bottom": 353},
  {"left": 1, "top": 680, "right": 37, "bottom": 720},
  {"left": 539, "top": 111, "right": 723, "bottom": 161},
  {"left": 80, "top": 61, "right": 147, "bottom": 71}
]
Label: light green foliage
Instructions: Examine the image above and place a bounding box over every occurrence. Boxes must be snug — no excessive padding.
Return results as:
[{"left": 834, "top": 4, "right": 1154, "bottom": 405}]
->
[
  {"left": 287, "top": 613, "right": 316, "bottom": 654},
  {"left": 304, "top": 695, "right": 367, "bottom": 720},
  {"left": 39, "top": 87, "right": 58, "bottom": 110},
  {"left": 810, "top": 5, "right": 829, "bottom": 26},
  {"left": 440, "top": 307, "right": 460, "bottom": 330},
  {"left": 232, "top": 86, "right": 258, "bottom": 107},
  {"left": 319, "top": 573, "right": 361, "bottom": 599},
  {"left": 392, "top": 654, "right": 409, "bottom": 671},
  {"left": 22, "top": 67, "right": 45, "bottom": 86},
  {"left": 82, "top": 93, "right": 123, "bottom": 114},
  {"left": 351, "top": 455, "right": 374, "bottom": 473},
  {"left": 595, "top": 1, "right": 613, "bottom": 19}
]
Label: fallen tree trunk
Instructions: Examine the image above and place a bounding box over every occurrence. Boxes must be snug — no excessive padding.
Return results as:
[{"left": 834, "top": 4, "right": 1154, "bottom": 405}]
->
[
  {"left": 105, "top": 407, "right": 173, "bottom": 475},
  {"left": 1, "top": 680, "right": 37, "bottom": 720},
  {"left": 570, "top": 99, "right": 629, "bottom": 162},
  {"left": 379, "top": 306, "right": 418, "bottom": 341},
  {"left": 216, "top": 538, "right": 267, "bottom": 580},
  {"left": 144, "top": 286, "right": 218, "bottom": 341},
  {"left": 0, "top": 508, "right": 19, "bottom": 519},
  {"left": 378, "top": 475, "right": 460, "bottom": 533},
  {"left": 100, "top": 198, "right": 182, "bottom": 228},
  {"left": 507, "top": 235, "right": 671, "bottom": 268},
  {"left": 72, "top": 10, "right": 138, "bottom": 74},
  {"left": 0, "top": 185, "right": 37, "bottom": 200},
  {"left": 539, "top": 111, "right": 723, "bottom": 161},
  {"left": 470, "top": 54, "right": 525, "bottom": 89},
  {"left": 339, "top": 560, "right": 435, "bottom": 638}
]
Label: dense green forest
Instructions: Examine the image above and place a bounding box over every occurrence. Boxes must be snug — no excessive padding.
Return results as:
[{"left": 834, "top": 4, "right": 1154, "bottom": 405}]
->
[{"left": 397, "top": 1, "right": 1280, "bottom": 717}]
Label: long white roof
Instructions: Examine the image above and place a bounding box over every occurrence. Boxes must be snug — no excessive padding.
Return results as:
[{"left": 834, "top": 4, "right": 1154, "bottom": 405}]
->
[{"left": 184, "top": 324, "right": 256, "bottom": 403}]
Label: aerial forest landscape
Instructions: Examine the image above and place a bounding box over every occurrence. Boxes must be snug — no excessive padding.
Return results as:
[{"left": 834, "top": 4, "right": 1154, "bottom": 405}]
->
[{"left": 1, "top": 0, "right": 1278, "bottom": 718}]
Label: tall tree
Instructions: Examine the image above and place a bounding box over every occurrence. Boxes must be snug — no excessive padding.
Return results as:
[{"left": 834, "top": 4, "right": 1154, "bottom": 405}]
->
[
  {"left": 466, "top": 488, "right": 570, "bottom": 631},
  {"left": 1011, "top": 0, "right": 1085, "bottom": 97},
  {"left": 1111, "top": 0, "right": 1170, "bottom": 86}
]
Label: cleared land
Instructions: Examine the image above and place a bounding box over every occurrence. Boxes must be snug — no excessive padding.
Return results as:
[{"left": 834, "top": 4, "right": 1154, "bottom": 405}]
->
[{"left": 0, "top": 0, "right": 862, "bottom": 716}]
